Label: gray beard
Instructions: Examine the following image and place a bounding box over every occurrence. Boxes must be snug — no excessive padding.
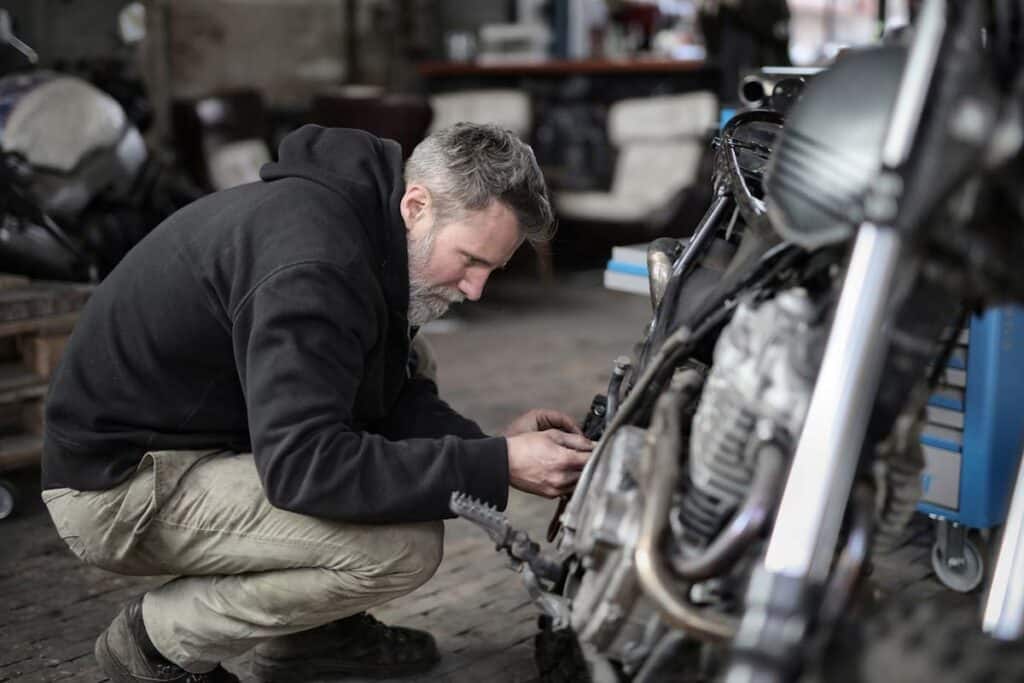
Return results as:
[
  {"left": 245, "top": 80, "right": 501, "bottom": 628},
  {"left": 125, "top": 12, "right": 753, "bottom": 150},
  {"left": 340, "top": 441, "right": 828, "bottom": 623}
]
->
[{"left": 407, "top": 230, "right": 464, "bottom": 327}]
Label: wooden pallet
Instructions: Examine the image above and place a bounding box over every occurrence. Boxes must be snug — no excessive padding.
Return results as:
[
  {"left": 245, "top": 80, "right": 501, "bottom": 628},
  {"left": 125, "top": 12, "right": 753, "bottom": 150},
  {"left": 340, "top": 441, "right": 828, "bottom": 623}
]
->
[{"left": 0, "top": 275, "right": 91, "bottom": 474}]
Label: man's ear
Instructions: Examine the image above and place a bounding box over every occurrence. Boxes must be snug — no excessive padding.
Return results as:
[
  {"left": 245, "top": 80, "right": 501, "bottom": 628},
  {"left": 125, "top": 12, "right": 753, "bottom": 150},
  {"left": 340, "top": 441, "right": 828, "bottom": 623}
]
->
[{"left": 400, "top": 184, "right": 432, "bottom": 234}]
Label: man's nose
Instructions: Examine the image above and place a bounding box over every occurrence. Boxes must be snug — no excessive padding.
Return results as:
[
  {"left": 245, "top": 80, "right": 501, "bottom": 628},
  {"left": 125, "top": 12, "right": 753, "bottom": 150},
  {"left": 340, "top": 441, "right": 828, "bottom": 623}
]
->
[{"left": 458, "top": 270, "right": 488, "bottom": 301}]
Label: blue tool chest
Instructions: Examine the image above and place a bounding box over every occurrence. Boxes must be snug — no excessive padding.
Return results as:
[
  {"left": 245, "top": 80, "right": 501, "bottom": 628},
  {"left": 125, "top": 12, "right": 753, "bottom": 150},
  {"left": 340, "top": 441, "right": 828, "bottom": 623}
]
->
[{"left": 918, "top": 307, "right": 1024, "bottom": 529}]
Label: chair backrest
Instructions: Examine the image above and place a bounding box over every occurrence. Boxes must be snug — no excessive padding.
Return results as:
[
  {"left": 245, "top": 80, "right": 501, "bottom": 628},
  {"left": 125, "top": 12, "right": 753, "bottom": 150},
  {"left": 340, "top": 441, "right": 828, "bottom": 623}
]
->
[
  {"left": 607, "top": 92, "right": 717, "bottom": 204},
  {"left": 607, "top": 92, "right": 718, "bottom": 146},
  {"left": 427, "top": 89, "right": 532, "bottom": 138},
  {"left": 613, "top": 141, "right": 705, "bottom": 214}
]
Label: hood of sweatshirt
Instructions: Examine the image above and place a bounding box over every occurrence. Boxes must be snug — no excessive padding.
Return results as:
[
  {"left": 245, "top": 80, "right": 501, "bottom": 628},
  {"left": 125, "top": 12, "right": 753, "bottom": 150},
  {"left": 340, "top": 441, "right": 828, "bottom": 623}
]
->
[{"left": 260, "top": 125, "right": 409, "bottom": 315}]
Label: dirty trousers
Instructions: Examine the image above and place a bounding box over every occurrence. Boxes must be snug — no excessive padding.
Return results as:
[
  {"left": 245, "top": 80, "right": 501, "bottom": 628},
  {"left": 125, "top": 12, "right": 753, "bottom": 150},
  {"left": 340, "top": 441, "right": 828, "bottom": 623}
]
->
[{"left": 42, "top": 450, "right": 444, "bottom": 672}]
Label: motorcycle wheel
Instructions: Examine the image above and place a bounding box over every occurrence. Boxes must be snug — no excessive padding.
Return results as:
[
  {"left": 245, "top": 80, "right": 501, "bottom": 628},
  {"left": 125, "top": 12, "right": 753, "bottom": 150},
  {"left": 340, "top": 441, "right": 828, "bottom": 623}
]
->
[
  {"left": 825, "top": 593, "right": 1024, "bottom": 683},
  {"left": 535, "top": 616, "right": 592, "bottom": 683}
]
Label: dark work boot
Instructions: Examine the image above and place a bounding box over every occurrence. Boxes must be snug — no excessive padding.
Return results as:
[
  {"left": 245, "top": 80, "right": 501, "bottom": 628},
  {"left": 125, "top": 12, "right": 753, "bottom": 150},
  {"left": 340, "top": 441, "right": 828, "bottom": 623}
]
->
[
  {"left": 95, "top": 595, "right": 240, "bottom": 683},
  {"left": 250, "top": 611, "right": 440, "bottom": 682}
]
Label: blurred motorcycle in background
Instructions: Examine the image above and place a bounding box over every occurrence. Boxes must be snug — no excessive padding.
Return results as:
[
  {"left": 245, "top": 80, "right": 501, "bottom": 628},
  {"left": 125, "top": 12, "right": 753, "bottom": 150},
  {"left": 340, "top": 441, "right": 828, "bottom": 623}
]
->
[{"left": 0, "top": 6, "right": 199, "bottom": 282}]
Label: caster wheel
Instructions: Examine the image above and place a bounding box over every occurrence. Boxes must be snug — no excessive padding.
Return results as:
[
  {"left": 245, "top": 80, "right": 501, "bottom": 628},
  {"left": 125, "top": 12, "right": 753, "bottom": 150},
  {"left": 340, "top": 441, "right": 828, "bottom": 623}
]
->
[
  {"left": 0, "top": 478, "right": 16, "bottom": 520},
  {"left": 932, "top": 537, "right": 984, "bottom": 593}
]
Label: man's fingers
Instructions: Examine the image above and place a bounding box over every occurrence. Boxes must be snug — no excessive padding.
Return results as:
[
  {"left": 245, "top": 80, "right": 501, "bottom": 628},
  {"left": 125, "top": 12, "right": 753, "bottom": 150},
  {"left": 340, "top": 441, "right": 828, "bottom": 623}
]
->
[
  {"left": 558, "top": 446, "right": 591, "bottom": 470},
  {"left": 538, "top": 410, "right": 583, "bottom": 435},
  {"left": 549, "top": 430, "right": 595, "bottom": 452}
]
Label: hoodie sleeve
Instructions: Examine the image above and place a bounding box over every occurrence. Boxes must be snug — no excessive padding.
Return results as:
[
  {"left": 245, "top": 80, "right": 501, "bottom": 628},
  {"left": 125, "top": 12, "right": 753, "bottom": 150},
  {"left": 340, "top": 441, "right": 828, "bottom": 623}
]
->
[
  {"left": 232, "top": 261, "right": 509, "bottom": 522},
  {"left": 370, "top": 376, "right": 489, "bottom": 441}
]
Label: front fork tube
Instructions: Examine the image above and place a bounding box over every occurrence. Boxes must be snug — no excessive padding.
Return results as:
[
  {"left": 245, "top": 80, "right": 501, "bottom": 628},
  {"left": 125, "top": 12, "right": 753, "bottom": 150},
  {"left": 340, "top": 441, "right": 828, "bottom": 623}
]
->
[
  {"left": 984, "top": 445, "right": 1024, "bottom": 640},
  {"left": 725, "top": 224, "right": 904, "bottom": 683}
]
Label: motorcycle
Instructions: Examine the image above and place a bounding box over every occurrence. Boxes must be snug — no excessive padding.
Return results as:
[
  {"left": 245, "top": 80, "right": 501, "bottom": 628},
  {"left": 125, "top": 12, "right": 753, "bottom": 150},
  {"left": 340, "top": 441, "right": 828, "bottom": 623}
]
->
[
  {"left": 451, "top": 1, "right": 1024, "bottom": 681},
  {"left": 0, "top": 8, "right": 199, "bottom": 282}
]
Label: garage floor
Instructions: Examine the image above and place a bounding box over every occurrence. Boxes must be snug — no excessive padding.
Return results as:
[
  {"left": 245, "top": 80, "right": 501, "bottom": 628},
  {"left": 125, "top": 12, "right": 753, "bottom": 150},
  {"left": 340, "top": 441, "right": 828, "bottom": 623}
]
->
[
  {"left": 0, "top": 271, "right": 654, "bottom": 682},
  {"left": 0, "top": 270, "right": 949, "bottom": 682}
]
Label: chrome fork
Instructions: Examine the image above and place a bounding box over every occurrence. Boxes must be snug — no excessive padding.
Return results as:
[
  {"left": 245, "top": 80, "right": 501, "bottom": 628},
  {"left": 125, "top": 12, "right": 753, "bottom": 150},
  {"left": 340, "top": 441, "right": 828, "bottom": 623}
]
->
[
  {"left": 724, "top": 224, "right": 903, "bottom": 683},
  {"left": 763, "top": 223, "right": 901, "bottom": 581},
  {"left": 983, "top": 445, "right": 1024, "bottom": 640}
]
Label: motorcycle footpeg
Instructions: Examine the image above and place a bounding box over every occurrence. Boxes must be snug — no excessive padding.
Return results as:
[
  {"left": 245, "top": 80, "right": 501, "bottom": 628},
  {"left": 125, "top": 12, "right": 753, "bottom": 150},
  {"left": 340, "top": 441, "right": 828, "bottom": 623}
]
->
[{"left": 450, "top": 491, "right": 563, "bottom": 583}]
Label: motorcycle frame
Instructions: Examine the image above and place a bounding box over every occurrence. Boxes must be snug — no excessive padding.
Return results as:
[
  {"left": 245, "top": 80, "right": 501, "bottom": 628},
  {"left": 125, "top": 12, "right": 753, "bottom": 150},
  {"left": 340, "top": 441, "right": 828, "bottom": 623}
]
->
[{"left": 984, "top": 445, "right": 1024, "bottom": 639}]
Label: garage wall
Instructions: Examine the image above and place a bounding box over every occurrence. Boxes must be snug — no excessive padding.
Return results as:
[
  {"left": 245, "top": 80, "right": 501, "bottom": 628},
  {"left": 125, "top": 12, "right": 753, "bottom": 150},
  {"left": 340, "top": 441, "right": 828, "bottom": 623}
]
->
[
  {"left": 3, "top": 0, "right": 128, "bottom": 65},
  {"left": 161, "top": 0, "right": 347, "bottom": 109}
]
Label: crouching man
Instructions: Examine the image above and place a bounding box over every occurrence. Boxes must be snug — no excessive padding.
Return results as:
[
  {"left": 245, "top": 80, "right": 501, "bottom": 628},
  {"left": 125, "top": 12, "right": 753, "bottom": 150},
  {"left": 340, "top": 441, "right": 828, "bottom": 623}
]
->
[{"left": 41, "top": 123, "right": 593, "bottom": 682}]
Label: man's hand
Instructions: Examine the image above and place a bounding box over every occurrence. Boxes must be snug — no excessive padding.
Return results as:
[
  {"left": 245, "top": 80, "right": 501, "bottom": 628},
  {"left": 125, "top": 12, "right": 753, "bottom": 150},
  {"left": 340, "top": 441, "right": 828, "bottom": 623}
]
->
[
  {"left": 506, "top": 429, "right": 594, "bottom": 498},
  {"left": 502, "top": 408, "right": 583, "bottom": 438}
]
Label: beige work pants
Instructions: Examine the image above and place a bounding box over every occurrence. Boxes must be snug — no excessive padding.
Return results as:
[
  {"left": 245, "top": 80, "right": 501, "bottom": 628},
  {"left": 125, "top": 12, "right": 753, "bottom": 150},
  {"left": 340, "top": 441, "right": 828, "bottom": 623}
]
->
[{"left": 42, "top": 449, "right": 444, "bottom": 672}]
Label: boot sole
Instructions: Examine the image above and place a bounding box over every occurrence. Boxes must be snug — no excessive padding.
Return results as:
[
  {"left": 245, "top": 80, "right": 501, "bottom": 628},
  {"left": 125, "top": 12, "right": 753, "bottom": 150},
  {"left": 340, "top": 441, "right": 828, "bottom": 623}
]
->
[{"left": 249, "top": 650, "right": 440, "bottom": 682}]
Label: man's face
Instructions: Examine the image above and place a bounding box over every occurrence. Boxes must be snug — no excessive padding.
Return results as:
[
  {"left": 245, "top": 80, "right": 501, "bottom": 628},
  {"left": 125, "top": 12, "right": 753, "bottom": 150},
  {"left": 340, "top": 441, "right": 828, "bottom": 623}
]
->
[{"left": 404, "top": 189, "right": 523, "bottom": 326}]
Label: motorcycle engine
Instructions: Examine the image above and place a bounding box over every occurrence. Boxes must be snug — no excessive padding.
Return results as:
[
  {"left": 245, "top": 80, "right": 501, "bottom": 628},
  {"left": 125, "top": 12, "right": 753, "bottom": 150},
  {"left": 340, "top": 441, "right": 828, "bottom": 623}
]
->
[
  {"left": 563, "top": 289, "right": 824, "bottom": 672},
  {"left": 674, "top": 289, "right": 822, "bottom": 563}
]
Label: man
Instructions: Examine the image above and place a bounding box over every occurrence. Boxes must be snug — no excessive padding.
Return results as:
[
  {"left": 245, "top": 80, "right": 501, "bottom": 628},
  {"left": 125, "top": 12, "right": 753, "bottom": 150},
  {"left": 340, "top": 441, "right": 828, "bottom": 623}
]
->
[{"left": 41, "top": 123, "right": 593, "bottom": 682}]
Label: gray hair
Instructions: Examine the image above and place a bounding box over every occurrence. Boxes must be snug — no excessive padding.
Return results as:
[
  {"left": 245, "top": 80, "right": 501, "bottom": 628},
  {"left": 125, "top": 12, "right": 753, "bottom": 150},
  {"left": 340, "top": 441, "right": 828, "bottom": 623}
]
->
[{"left": 404, "top": 123, "right": 555, "bottom": 244}]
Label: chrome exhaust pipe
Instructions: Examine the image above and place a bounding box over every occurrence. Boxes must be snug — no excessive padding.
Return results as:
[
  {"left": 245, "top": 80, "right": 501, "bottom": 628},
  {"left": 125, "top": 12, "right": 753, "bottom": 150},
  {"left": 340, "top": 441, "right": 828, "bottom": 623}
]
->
[
  {"left": 635, "top": 376, "right": 738, "bottom": 641},
  {"left": 646, "top": 238, "right": 680, "bottom": 312}
]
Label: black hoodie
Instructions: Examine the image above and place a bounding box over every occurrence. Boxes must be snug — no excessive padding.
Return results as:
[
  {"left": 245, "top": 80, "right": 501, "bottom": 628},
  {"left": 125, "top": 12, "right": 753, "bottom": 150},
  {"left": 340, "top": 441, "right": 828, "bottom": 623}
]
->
[{"left": 41, "top": 126, "right": 509, "bottom": 523}]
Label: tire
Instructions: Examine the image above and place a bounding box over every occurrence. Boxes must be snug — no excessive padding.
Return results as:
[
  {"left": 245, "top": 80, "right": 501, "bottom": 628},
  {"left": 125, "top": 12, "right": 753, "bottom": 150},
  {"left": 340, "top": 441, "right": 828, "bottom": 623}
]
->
[
  {"left": 535, "top": 616, "right": 593, "bottom": 683},
  {"left": 824, "top": 594, "right": 1024, "bottom": 683}
]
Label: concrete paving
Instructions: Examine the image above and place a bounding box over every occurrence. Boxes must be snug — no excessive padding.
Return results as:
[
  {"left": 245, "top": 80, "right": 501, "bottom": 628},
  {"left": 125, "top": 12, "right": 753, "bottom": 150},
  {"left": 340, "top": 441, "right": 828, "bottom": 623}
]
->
[{"left": 0, "top": 270, "right": 653, "bottom": 682}]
